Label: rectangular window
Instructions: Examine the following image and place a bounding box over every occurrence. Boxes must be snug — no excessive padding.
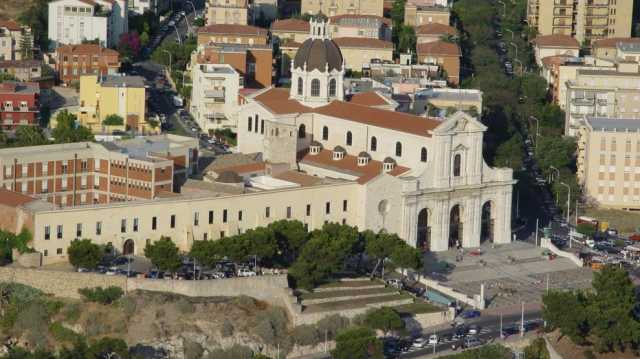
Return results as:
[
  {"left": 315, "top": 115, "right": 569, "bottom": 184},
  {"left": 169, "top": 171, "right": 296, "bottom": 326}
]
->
[
  {"left": 203, "top": 233, "right": 208, "bottom": 241},
  {"left": 56, "top": 225, "right": 63, "bottom": 239},
  {"left": 265, "top": 207, "right": 270, "bottom": 218},
  {"left": 42, "top": 162, "right": 48, "bottom": 174},
  {"left": 57, "top": 248, "right": 63, "bottom": 255},
  {"left": 76, "top": 223, "right": 82, "bottom": 238},
  {"left": 306, "top": 204, "right": 311, "bottom": 216},
  {"left": 170, "top": 215, "right": 176, "bottom": 228},
  {"left": 44, "top": 225, "right": 50, "bottom": 240},
  {"left": 343, "top": 200, "right": 348, "bottom": 212},
  {"left": 209, "top": 210, "right": 214, "bottom": 224},
  {"left": 96, "top": 221, "right": 102, "bottom": 235},
  {"left": 194, "top": 212, "right": 199, "bottom": 226},
  {"left": 238, "top": 210, "right": 243, "bottom": 221},
  {"left": 223, "top": 210, "right": 228, "bottom": 223},
  {"left": 44, "top": 250, "right": 48, "bottom": 257},
  {"left": 121, "top": 219, "right": 126, "bottom": 233},
  {"left": 133, "top": 218, "right": 139, "bottom": 232},
  {"left": 21, "top": 165, "right": 27, "bottom": 177},
  {"left": 286, "top": 206, "right": 292, "bottom": 219},
  {"left": 325, "top": 202, "right": 331, "bottom": 214},
  {"left": 152, "top": 216, "right": 157, "bottom": 230},
  {"left": 220, "top": 231, "right": 225, "bottom": 238}
]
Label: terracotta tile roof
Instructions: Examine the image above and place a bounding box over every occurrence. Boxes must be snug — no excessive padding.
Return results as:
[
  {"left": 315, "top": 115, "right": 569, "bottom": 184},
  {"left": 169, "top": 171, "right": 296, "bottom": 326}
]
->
[
  {"left": 300, "top": 149, "right": 410, "bottom": 184},
  {"left": 0, "top": 20, "right": 22, "bottom": 32},
  {"left": 56, "top": 44, "right": 119, "bottom": 57},
  {"left": 198, "top": 24, "right": 268, "bottom": 36},
  {"left": 333, "top": 37, "right": 393, "bottom": 49},
  {"left": 533, "top": 34, "right": 579, "bottom": 48},
  {"left": 271, "top": 19, "right": 309, "bottom": 32},
  {"left": 0, "top": 189, "right": 36, "bottom": 207},
  {"left": 329, "top": 14, "right": 392, "bottom": 26},
  {"left": 592, "top": 37, "right": 640, "bottom": 48},
  {"left": 540, "top": 55, "right": 574, "bottom": 68},
  {"left": 415, "top": 23, "right": 456, "bottom": 36},
  {"left": 212, "top": 162, "right": 266, "bottom": 175},
  {"left": 348, "top": 91, "right": 389, "bottom": 106},
  {"left": 253, "top": 88, "right": 440, "bottom": 137},
  {"left": 416, "top": 40, "right": 461, "bottom": 56},
  {"left": 78, "top": 0, "right": 97, "bottom": 5},
  {"left": 0, "top": 60, "right": 42, "bottom": 69}
]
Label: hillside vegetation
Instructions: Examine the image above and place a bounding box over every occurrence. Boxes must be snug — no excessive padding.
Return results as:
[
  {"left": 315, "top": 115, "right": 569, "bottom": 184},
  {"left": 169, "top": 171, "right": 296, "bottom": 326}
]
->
[{"left": 0, "top": 0, "right": 34, "bottom": 21}]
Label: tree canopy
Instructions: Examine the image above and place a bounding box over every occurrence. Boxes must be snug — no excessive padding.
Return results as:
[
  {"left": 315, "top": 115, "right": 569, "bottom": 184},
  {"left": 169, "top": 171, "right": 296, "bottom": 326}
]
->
[
  {"left": 144, "top": 236, "right": 182, "bottom": 272},
  {"left": 67, "top": 239, "right": 102, "bottom": 269},
  {"left": 332, "top": 326, "right": 383, "bottom": 359},
  {"left": 52, "top": 110, "right": 94, "bottom": 143}
]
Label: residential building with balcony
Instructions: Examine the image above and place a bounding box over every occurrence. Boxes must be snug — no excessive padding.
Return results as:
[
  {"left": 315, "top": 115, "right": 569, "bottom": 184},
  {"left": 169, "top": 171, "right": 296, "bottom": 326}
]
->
[
  {"left": 197, "top": 24, "right": 268, "bottom": 47},
  {"left": 54, "top": 44, "right": 120, "bottom": 85},
  {"left": 527, "top": 0, "right": 632, "bottom": 45},
  {"left": 191, "top": 63, "right": 241, "bottom": 132},
  {"left": 128, "top": 0, "right": 170, "bottom": 15},
  {"left": 577, "top": 117, "right": 640, "bottom": 210},
  {"left": 564, "top": 65, "right": 640, "bottom": 136},
  {"left": 0, "top": 60, "right": 42, "bottom": 82},
  {"left": 0, "top": 20, "right": 32, "bottom": 61},
  {"left": 302, "top": 0, "right": 384, "bottom": 17},
  {"left": 404, "top": 0, "right": 450, "bottom": 27},
  {"left": 592, "top": 37, "right": 640, "bottom": 60},
  {"left": 0, "top": 134, "right": 198, "bottom": 209},
  {"left": 416, "top": 40, "right": 461, "bottom": 85},
  {"left": 0, "top": 82, "right": 39, "bottom": 130},
  {"left": 415, "top": 23, "right": 456, "bottom": 44},
  {"left": 329, "top": 14, "right": 392, "bottom": 41},
  {"left": 191, "top": 42, "right": 272, "bottom": 88},
  {"left": 205, "top": 0, "right": 248, "bottom": 26},
  {"left": 76, "top": 75, "right": 158, "bottom": 135},
  {"left": 533, "top": 34, "right": 580, "bottom": 67},
  {"left": 47, "top": 0, "right": 129, "bottom": 49}
]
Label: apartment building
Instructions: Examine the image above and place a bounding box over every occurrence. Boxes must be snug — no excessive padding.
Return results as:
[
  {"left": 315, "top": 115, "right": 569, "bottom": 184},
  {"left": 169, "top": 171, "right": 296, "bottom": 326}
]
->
[
  {"left": 190, "top": 63, "right": 241, "bottom": 132},
  {"left": 0, "top": 82, "right": 39, "bottom": 130},
  {"left": 302, "top": 0, "right": 384, "bottom": 17},
  {"left": 0, "top": 60, "right": 42, "bottom": 82},
  {"left": 54, "top": 44, "right": 120, "bottom": 85},
  {"left": 329, "top": 14, "right": 392, "bottom": 41},
  {"left": 197, "top": 24, "right": 268, "bottom": 46},
  {"left": 416, "top": 23, "right": 456, "bottom": 44},
  {"left": 592, "top": 37, "right": 640, "bottom": 60},
  {"left": 404, "top": 0, "right": 450, "bottom": 27},
  {"left": 205, "top": 0, "right": 248, "bottom": 26},
  {"left": 128, "top": 0, "right": 170, "bottom": 15},
  {"left": 0, "top": 20, "right": 32, "bottom": 61},
  {"left": 416, "top": 40, "right": 461, "bottom": 85},
  {"left": 333, "top": 37, "right": 393, "bottom": 71},
  {"left": 191, "top": 42, "right": 272, "bottom": 88},
  {"left": 47, "top": 0, "right": 129, "bottom": 49},
  {"left": 77, "top": 75, "right": 156, "bottom": 134},
  {"left": 0, "top": 135, "right": 198, "bottom": 209},
  {"left": 527, "top": 0, "right": 633, "bottom": 45},
  {"left": 271, "top": 19, "right": 310, "bottom": 44},
  {"left": 564, "top": 65, "right": 640, "bottom": 136},
  {"left": 412, "top": 87, "right": 483, "bottom": 117},
  {"left": 533, "top": 34, "right": 580, "bottom": 67},
  {"left": 577, "top": 117, "right": 640, "bottom": 210}
]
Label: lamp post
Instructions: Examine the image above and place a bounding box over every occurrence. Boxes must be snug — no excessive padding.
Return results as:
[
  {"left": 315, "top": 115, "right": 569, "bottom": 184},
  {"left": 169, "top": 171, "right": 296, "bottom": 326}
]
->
[
  {"left": 560, "top": 182, "right": 571, "bottom": 224},
  {"left": 185, "top": 0, "right": 197, "bottom": 15},
  {"left": 182, "top": 13, "right": 192, "bottom": 35},
  {"left": 173, "top": 24, "right": 182, "bottom": 45},
  {"left": 497, "top": 0, "right": 506, "bottom": 16},
  {"left": 505, "top": 28, "right": 514, "bottom": 40},
  {"left": 514, "top": 58, "right": 524, "bottom": 75},
  {"left": 161, "top": 49, "right": 172, "bottom": 70},
  {"left": 510, "top": 42, "right": 518, "bottom": 61},
  {"left": 549, "top": 165, "right": 560, "bottom": 183}
]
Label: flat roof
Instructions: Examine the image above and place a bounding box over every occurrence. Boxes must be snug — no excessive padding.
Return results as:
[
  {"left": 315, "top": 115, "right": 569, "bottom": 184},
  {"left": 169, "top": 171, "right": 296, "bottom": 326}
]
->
[
  {"left": 416, "top": 88, "right": 482, "bottom": 102},
  {"left": 101, "top": 75, "right": 146, "bottom": 88},
  {"left": 586, "top": 117, "right": 640, "bottom": 132}
]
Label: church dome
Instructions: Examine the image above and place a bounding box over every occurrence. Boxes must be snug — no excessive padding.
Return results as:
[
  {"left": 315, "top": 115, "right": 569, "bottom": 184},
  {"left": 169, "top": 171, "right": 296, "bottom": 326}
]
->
[{"left": 294, "top": 38, "right": 343, "bottom": 72}]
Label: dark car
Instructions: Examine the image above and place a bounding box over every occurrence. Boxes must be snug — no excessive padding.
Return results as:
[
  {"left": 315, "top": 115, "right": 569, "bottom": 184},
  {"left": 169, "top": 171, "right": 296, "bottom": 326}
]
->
[
  {"left": 460, "top": 310, "right": 481, "bottom": 319},
  {"left": 111, "top": 256, "right": 133, "bottom": 266}
]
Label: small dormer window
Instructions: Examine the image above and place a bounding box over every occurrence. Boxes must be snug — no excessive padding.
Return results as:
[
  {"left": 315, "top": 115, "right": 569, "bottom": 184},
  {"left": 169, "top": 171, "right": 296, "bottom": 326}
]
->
[
  {"left": 383, "top": 157, "right": 396, "bottom": 172},
  {"left": 357, "top": 152, "right": 370, "bottom": 166},
  {"left": 310, "top": 141, "right": 322, "bottom": 155}
]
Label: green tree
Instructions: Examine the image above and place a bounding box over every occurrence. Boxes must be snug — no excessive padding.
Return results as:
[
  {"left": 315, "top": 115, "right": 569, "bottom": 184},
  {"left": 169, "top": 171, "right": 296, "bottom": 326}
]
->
[
  {"left": 576, "top": 223, "right": 596, "bottom": 237},
  {"left": 534, "top": 136, "right": 576, "bottom": 173},
  {"left": 144, "top": 236, "right": 182, "bottom": 273},
  {"left": 494, "top": 134, "right": 524, "bottom": 170},
  {"left": 140, "top": 31, "right": 150, "bottom": 47},
  {"left": 396, "top": 25, "right": 416, "bottom": 54},
  {"left": 102, "top": 114, "right": 124, "bottom": 126},
  {"left": 51, "top": 110, "right": 94, "bottom": 143},
  {"left": 67, "top": 239, "right": 102, "bottom": 270},
  {"left": 542, "top": 290, "right": 590, "bottom": 344},
  {"left": 15, "top": 125, "right": 48, "bottom": 146},
  {"left": 390, "top": 244, "right": 423, "bottom": 271},
  {"left": 588, "top": 266, "right": 640, "bottom": 352},
  {"left": 332, "top": 326, "right": 383, "bottom": 359},
  {"left": 0, "top": 73, "right": 18, "bottom": 82},
  {"left": 363, "top": 307, "right": 405, "bottom": 336},
  {"left": 18, "top": 0, "right": 51, "bottom": 50},
  {"left": 268, "top": 220, "right": 309, "bottom": 266}
]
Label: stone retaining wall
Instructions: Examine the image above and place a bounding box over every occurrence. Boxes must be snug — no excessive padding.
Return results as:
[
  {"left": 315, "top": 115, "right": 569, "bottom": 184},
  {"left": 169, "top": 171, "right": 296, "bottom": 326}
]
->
[{"left": 301, "top": 290, "right": 399, "bottom": 305}]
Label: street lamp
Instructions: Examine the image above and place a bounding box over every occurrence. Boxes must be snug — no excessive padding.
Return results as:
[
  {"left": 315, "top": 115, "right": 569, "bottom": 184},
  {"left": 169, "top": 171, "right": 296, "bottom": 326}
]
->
[
  {"left": 172, "top": 24, "right": 182, "bottom": 45},
  {"left": 182, "top": 13, "right": 192, "bottom": 35},
  {"left": 161, "top": 49, "right": 172, "bottom": 70},
  {"left": 505, "top": 28, "right": 514, "bottom": 40},
  {"left": 560, "top": 182, "right": 571, "bottom": 224},
  {"left": 529, "top": 115, "right": 539, "bottom": 147},
  {"left": 509, "top": 42, "right": 518, "bottom": 60},
  {"left": 497, "top": 0, "right": 506, "bottom": 17},
  {"left": 185, "top": 0, "right": 197, "bottom": 15},
  {"left": 549, "top": 165, "right": 560, "bottom": 183}
]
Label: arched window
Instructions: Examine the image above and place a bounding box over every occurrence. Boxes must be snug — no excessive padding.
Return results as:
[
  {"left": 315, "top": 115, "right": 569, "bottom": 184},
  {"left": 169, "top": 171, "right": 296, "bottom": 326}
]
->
[
  {"left": 298, "top": 124, "right": 306, "bottom": 138},
  {"left": 311, "top": 79, "right": 320, "bottom": 96},
  {"left": 322, "top": 126, "right": 329, "bottom": 140},
  {"left": 395, "top": 142, "right": 402, "bottom": 157},
  {"left": 453, "top": 154, "right": 462, "bottom": 177},
  {"left": 247, "top": 117, "right": 252, "bottom": 131},
  {"left": 346, "top": 131, "right": 352, "bottom": 146},
  {"left": 260, "top": 120, "right": 264, "bottom": 134},
  {"left": 329, "top": 79, "right": 337, "bottom": 96},
  {"left": 421, "top": 147, "right": 428, "bottom": 162},
  {"left": 254, "top": 114, "right": 259, "bottom": 133},
  {"left": 297, "top": 77, "right": 303, "bottom": 95},
  {"left": 370, "top": 136, "right": 377, "bottom": 151}
]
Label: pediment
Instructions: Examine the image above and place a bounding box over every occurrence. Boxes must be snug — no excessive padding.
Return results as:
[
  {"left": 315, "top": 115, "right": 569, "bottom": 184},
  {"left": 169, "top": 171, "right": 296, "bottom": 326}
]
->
[{"left": 433, "top": 111, "right": 486, "bottom": 134}]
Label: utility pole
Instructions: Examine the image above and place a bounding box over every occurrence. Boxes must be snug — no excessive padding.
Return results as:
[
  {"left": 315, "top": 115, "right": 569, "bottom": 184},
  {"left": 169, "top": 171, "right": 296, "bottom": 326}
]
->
[
  {"left": 516, "top": 190, "right": 520, "bottom": 219},
  {"left": 500, "top": 312, "right": 503, "bottom": 339},
  {"left": 546, "top": 273, "right": 549, "bottom": 292},
  {"left": 520, "top": 301, "right": 525, "bottom": 337},
  {"left": 535, "top": 218, "right": 539, "bottom": 247},
  {"left": 560, "top": 182, "right": 571, "bottom": 224}
]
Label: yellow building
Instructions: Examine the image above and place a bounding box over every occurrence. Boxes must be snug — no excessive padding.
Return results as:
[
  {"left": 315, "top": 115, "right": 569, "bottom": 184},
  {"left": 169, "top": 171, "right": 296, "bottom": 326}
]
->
[
  {"left": 527, "top": 0, "right": 632, "bottom": 45},
  {"left": 301, "top": 0, "right": 383, "bottom": 17},
  {"left": 78, "top": 75, "right": 156, "bottom": 135}
]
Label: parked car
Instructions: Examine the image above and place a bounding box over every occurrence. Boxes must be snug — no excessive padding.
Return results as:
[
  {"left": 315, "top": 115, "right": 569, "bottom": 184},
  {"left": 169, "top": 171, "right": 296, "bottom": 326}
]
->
[
  {"left": 428, "top": 334, "right": 438, "bottom": 345},
  {"left": 237, "top": 268, "right": 257, "bottom": 277},
  {"left": 411, "top": 337, "right": 427, "bottom": 349},
  {"left": 385, "top": 278, "right": 404, "bottom": 289},
  {"left": 463, "top": 337, "right": 483, "bottom": 348},
  {"left": 467, "top": 324, "right": 479, "bottom": 335},
  {"left": 460, "top": 310, "right": 481, "bottom": 319}
]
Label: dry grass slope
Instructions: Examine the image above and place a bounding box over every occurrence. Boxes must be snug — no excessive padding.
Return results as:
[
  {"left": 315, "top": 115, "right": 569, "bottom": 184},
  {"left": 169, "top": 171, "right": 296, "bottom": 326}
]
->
[{"left": 0, "top": 0, "right": 35, "bottom": 21}]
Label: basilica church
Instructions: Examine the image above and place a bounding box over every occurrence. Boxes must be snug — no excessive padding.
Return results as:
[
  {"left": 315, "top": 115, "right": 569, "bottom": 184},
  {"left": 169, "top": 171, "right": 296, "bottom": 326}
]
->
[{"left": 238, "top": 19, "right": 516, "bottom": 251}]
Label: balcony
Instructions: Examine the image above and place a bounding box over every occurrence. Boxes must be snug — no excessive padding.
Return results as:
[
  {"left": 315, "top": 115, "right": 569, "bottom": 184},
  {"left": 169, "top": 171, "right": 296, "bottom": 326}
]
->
[
  {"left": 571, "top": 97, "right": 595, "bottom": 106},
  {"left": 203, "top": 89, "right": 225, "bottom": 103}
]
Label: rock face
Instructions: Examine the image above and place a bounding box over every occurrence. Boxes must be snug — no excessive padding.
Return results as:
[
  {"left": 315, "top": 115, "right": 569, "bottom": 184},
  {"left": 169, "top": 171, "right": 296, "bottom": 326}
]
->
[{"left": 135, "top": 332, "right": 270, "bottom": 359}]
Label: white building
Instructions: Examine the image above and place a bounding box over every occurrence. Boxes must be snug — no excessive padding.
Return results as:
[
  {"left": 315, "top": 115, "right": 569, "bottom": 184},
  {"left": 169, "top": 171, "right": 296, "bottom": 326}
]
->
[
  {"left": 191, "top": 63, "right": 241, "bottom": 132},
  {"left": 48, "top": 0, "right": 128, "bottom": 49},
  {"left": 128, "top": 0, "right": 170, "bottom": 15}
]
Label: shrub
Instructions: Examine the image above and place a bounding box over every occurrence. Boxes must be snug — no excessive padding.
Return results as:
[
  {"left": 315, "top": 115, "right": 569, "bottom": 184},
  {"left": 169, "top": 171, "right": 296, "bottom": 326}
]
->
[
  {"left": 85, "top": 315, "right": 109, "bottom": 337},
  {"left": 62, "top": 303, "right": 81, "bottom": 323},
  {"left": 524, "top": 338, "right": 550, "bottom": 359},
  {"left": 88, "top": 337, "right": 129, "bottom": 358},
  {"left": 316, "top": 314, "right": 350, "bottom": 340},
  {"left": 176, "top": 298, "right": 195, "bottom": 314},
  {"left": 78, "top": 286, "right": 124, "bottom": 304},
  {"left": 205, "top": 344, "right": 253, "bottom": 359},
  {"left": 183, "top": 339, "right": 203, "bottom": 359},
  {"left": 155, "top": 308, "right": 166, "bottom": 319},
  {"left": 292, "top": 324, "right": 320, "bottom": 347},
  {"left": 119, "top": 296, "right": 137, "bottom": 317},
  {"left": 13, "top": 301, "right": 49, "bottom": 338},
  {"left": 102, "top": 114, "right": 124, "bottom": 126},
  {"left": 583, "top": 350, "right": 597, "bottom": 359},
  {"left": 49, "top": 322, "right": 80, "bottom": 342},
  {"left": 253, "top": 308, "right": 289, "bottom": 346},
  {"left": 231, "top": 295, "right": 257, "bottom": 309},
  {"left": 221, "top": 319, "right": 234, "bottom": 337}
]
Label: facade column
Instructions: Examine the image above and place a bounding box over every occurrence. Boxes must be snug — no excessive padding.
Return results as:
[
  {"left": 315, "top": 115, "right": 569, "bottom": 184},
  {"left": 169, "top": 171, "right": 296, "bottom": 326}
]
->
[
  {"left": 431, "top": 200, "right": 448, "bottom": 252},
  {"left": 403, "top": 197, "right": 419, "bottom": 247},
  {"left": 462, "top": 196, "right": 481, "bottom": 248},
  {"left": 494, "top": 188, "right": 513, "bottom": 244}
]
